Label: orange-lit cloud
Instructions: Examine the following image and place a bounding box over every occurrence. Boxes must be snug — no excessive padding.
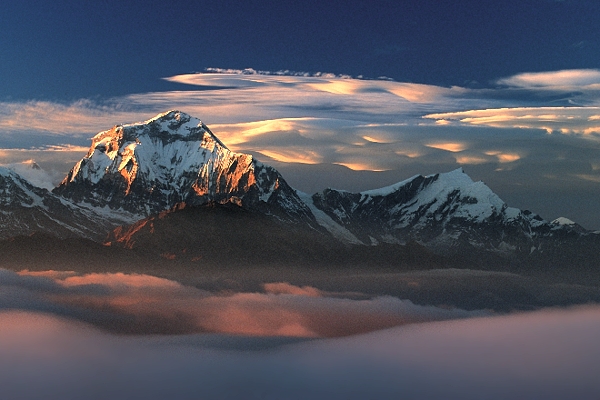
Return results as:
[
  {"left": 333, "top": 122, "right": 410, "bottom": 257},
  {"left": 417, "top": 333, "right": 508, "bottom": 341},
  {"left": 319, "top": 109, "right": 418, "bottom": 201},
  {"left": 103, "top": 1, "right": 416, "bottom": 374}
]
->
[
  {"left": 39, "top": 144, "right": 90, "bottom": 152},
  {"left": 575, "top": 174, "right": 600, "bottom": 183},
  {"left": 306, "top": 80, "right": 363, "bottom": 95},
  {"left": 0, "top": 100, "right": 144, "bottom": 136},
  {"left": 166, "top": 71, "right": 458, "bottom": 104},
  {"left": 209, "top": 118, "right": 313, "bottom": 144},
  {"left": 18, "top": 270, "right": 77, "bottom": 280},
  {"left": 263, "top": 282, "right": 323, "bottom": 297},
  {"left": 386, "top": 83, "right": 464, "bottom": 103},
  {"left": 2, "top": 306, "right": 600, "bottom": 399},
  {"left": 59, "top": 272, "right": 183, "bottom": 289},
  {"left": 257, "top": 149, "right": 323, "bottom": 164},
  {"left": 425, "top": 107, "right": 600, "bottom": 135},
  {"left": 334, "top": 162, "right": 388, "bottom": 171},
  {"left": 6, "top": 270, "right": 480, "bottom": 338},
  {"left": 394, "top": 149, "right": 423, "bottom": 158},
  {"left": 454, "top": 155, "right": 489, "bottom": 165},
  {"left": 426, "top": 142, "right": 468, "bottom": 152},
  {"left": 484, "top": 151, "right": 521, "bottom": 163}
]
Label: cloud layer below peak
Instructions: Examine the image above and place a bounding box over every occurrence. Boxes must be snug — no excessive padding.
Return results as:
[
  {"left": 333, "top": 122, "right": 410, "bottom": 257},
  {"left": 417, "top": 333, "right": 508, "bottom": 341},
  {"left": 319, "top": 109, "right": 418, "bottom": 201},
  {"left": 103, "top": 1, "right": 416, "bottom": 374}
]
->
[
  {"left": 1, "top": 305, "right": 599, "bottom": 400},
  {"left": 2, "top": 268, "right": 600, "bottom": 399},
  {"left": 5, "top": 269, "right": 483, "bottom": 337}
]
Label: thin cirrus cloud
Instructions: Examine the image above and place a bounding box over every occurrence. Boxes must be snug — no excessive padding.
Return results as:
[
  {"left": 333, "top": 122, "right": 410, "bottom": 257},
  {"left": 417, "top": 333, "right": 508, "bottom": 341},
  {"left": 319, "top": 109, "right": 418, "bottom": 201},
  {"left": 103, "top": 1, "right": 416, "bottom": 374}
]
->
[
  {"left": 0, "top": 100, "right": 138, "bottom": 136},
  {"left": 425, "top": 142, "right": 468, "bottom": 152},
  {"left": 424, "top": 69, "right": 600, "bottom": 135},
  {"left": 496, "top": 68, "right": 600, "bottom": 90}
]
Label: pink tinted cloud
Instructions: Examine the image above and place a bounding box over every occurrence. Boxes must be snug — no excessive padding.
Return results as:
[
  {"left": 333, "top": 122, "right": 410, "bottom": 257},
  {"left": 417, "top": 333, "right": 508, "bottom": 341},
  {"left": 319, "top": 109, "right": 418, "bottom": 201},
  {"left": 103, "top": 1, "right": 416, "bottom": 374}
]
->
[
  {"left": 13, "top": 271, "right": 482, "bottom": 337},
  {"left": 263, "top": 282, "right": 323, "bottom": 297}
]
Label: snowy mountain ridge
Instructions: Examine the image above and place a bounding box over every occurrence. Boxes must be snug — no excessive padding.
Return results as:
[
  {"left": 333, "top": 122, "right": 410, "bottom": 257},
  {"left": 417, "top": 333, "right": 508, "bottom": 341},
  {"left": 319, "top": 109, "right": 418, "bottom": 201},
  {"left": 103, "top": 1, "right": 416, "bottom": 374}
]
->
[
  {"left": 0, "top": 166, "right": 131, "bottom": 240},
  {"left": 305, "top": 167, "right": 562, "bottom": 257},
  {"left": 3, "top": 160, "right": 57, "bottom": 191},
  {"left": 1, "top": 110, "right": 594, "bottom": 264}
]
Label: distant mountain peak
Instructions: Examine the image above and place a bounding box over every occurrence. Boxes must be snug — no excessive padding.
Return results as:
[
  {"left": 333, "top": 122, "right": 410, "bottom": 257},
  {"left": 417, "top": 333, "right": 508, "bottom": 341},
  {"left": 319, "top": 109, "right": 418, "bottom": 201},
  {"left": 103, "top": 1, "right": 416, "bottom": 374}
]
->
[
  {"left": 19, "top": 159, "right": 42, "bottom": 170},
  {"left": 3, "top": 159, "right": 54, "bottom": 191}
]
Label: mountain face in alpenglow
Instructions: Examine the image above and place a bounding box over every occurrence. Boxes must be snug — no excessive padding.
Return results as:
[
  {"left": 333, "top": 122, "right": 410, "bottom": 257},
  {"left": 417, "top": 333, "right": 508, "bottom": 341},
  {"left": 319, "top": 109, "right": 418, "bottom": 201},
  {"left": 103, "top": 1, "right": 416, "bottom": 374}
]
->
[
  {"left": 0, "top": 166, "right": 127, "bottom": 240},
  {"left": 54, "top": 111, "right": 314, "bottom": 223}
]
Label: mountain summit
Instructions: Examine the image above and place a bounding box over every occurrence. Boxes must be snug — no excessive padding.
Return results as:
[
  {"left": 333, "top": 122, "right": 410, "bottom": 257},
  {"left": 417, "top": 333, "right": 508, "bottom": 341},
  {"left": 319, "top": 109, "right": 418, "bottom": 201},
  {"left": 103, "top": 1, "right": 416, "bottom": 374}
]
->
[{"left": 54, "top": 110, "right": 314, "bottom": 222}]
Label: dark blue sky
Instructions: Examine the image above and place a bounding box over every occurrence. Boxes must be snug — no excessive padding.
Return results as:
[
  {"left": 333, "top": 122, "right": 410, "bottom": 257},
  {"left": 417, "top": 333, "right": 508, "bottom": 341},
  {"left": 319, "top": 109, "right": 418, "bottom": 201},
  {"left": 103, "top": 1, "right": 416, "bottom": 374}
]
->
[{"left": 2, "top": 0, "right": 599, "bottom": 101}]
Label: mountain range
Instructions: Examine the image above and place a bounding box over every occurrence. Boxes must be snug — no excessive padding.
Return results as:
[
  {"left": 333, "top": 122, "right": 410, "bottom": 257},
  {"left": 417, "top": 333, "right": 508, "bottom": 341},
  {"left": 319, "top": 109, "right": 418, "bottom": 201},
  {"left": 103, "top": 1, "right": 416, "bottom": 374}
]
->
[{"left": 1, "top": 110, "right": 598, "bottom": 271}]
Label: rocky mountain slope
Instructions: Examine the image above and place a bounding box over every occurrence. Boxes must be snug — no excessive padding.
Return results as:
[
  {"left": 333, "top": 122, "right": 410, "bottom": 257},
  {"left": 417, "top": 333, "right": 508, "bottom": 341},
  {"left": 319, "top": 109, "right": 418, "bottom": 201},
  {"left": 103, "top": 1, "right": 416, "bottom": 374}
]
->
[
  {"left": 103, "top": 201, "right": 451, "bottom": 270},
  {"left": 0, "top": 166, "right": 130, "bottom": 240}
]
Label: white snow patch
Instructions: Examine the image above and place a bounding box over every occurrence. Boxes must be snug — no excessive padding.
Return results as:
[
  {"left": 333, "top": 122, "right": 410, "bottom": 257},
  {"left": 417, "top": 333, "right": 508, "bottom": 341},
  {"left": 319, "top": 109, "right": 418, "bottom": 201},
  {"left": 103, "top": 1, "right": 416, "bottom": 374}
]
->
[
  {"left": 503, "top": 207, "right": 521, "bottom": 220},
  {"left": 551, "top": 217, "right": 576, "bottom": 226}
]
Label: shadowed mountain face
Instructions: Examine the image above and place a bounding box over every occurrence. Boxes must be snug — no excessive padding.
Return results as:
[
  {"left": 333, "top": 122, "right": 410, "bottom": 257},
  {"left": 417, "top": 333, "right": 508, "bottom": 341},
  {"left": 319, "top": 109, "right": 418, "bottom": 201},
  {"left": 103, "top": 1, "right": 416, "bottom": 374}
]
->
[
  {"left": 307, "top": 169, "right": 600, "bottom": 263},
  {"left": 104, "top": 202, "right": 453, "bottom": 271}
]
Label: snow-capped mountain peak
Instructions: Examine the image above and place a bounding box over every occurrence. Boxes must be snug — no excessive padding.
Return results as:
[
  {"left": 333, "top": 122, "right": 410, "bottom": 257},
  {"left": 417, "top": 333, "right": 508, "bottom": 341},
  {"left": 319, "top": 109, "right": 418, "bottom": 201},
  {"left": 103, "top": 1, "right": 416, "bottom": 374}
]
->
[
  {"left": 54, "top": 110, "right": 314, "bottom": 222},
  {"left": 359, "top": 168, "right": 509, "bottom": 223},
  {"left": 2, "top": 160, "right": 56, "bottom": 191},
  {"left": 306, "top": 167, "right": 553, "bottom": 255}
]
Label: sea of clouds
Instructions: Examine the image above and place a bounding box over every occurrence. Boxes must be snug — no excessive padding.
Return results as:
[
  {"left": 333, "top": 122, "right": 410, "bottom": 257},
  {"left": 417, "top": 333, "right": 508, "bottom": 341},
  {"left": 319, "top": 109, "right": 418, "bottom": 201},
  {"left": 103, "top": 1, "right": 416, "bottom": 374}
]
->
[{"left": 1, "top": 268, "right": 600, "bottom": 399}]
